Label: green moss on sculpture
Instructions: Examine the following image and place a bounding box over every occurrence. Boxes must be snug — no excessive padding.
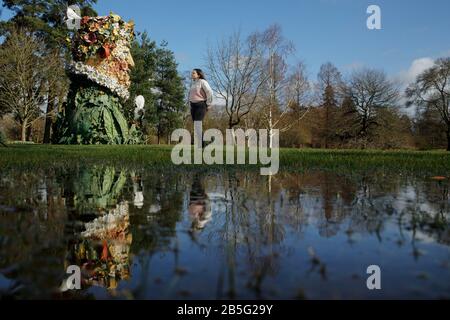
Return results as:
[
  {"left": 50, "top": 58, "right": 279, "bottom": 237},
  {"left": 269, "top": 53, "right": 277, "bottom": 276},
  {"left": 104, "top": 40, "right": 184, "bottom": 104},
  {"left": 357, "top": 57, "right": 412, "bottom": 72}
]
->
[{"left": 56, "top": 76, "right": 140, "bottom": 145}]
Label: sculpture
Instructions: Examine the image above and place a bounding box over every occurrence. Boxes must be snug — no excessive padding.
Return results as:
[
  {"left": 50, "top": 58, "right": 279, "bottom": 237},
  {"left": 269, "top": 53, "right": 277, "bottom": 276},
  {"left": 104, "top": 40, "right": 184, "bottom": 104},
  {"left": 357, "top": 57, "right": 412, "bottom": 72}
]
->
[
  {"left": 56, "top": 13, "right": 141, "bottom": 144},
  {"left": 64, "top": 202, "right": 132, "bottom": 290}
]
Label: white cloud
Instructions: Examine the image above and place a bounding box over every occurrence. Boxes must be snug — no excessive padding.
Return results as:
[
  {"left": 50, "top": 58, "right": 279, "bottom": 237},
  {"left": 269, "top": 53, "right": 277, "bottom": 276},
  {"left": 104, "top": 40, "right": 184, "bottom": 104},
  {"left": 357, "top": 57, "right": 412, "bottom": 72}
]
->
[
  {"left": 342, "top": 61, "right": 364, "bottom": 73},
  {"left": 395, "top": 57, "right": 435, "bottom": 87},
  {"left": 394, "top": 57, "right": 435, "bottom": 117}
]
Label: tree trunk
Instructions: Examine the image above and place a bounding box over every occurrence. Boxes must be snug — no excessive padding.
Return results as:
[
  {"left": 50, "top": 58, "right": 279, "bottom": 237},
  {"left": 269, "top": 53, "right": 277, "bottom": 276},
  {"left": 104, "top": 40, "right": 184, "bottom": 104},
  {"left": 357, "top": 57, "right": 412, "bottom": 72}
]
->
[
  {"left": 21, "top": 119, "right": 28, "bottom": 142},
  {"left": 268, "top": 107, "right": 273, "bottom": 148},
  {"left": 325, "top": 106, "right": 329, "bottom": 149},
  {"left": 269, "top": 128, "right": 273, "bottom": 149},
  {"left": 269, "top": 50, "right": 275, "bottom": 149},
  {"left": 229, "top": 118, "right": 233, "bottom": 130},
  {"left": 447, "top": 127, "right": 450, "bottom": 151},
  {"left": 26, "top": 125, "right": 32, "bottom": 141},
  {"left": 361, "top": 117, "right": 367, "bottom": 137},
  {"left": 43, "top": 96, "right": 55, "bottom": 144}
]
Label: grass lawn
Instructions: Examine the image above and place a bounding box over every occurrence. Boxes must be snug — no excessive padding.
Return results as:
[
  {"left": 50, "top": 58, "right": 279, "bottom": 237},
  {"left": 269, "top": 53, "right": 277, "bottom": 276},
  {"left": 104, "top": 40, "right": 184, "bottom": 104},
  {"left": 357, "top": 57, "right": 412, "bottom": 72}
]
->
[{"left": 1, "top": 144, "right": 450, "bottom": 174}]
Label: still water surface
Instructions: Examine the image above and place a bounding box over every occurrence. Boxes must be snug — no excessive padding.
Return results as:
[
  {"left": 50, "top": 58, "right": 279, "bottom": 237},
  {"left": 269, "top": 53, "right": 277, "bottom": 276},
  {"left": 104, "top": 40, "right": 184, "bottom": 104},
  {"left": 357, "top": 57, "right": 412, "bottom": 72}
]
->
[{"left": 0, "top": 166, "right": 449, "bottom": 299}]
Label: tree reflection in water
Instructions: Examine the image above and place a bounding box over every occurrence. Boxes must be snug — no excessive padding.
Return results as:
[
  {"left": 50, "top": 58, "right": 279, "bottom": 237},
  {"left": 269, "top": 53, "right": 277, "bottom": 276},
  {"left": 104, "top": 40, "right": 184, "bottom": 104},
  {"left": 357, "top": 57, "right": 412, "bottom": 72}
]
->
[{"left": 0, "top": 167, "right": 448, "bottom": 299}]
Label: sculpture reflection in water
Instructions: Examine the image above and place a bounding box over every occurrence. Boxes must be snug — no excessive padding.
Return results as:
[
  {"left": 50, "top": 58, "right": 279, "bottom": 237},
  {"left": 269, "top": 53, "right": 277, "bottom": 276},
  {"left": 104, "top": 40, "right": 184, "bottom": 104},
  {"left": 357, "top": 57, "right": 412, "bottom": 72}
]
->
[
  {"left": 62, "top": 166, "right": 132, "bottom": 291},
  {"left": 64, "top": 201, "right": 132, "bottom": 290},
  {"left": 63, "top": 165, "right": 127, "bottom": 214},
  {"left": 188, "top": 173, "right": 211, "bottom": 232},
  {"left": 131, "top": 171, "right": 144, "bottom": 209}
]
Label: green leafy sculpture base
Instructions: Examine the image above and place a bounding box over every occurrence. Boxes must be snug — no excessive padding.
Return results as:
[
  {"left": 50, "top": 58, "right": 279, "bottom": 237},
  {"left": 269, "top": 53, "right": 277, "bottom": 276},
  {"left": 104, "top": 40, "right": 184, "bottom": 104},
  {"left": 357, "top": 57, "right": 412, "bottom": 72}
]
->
[{"left": 56, "top": 76, "right": 141, "bottom": 145}]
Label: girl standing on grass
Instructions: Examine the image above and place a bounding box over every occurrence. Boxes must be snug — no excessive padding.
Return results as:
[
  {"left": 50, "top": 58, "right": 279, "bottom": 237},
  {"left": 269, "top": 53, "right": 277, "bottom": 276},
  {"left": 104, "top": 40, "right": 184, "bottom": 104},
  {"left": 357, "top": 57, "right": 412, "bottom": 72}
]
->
[{"left": 189, "top": 69, "right": 213, "bottom": 147}]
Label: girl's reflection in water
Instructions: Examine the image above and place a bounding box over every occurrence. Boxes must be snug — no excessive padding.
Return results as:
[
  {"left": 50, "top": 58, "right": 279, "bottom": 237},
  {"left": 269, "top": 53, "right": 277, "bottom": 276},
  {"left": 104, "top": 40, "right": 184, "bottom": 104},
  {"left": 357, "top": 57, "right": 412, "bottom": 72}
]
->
[{"left": 188, "top": 173, "right": 211, "bottom": 233}]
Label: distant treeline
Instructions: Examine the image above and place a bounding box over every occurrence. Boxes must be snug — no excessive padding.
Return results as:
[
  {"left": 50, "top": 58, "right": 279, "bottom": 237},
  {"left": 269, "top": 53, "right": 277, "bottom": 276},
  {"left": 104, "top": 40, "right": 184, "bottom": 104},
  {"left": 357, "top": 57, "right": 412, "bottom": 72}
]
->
[{"left": 0, "top": 1, "right": 449, "bottom": 150}]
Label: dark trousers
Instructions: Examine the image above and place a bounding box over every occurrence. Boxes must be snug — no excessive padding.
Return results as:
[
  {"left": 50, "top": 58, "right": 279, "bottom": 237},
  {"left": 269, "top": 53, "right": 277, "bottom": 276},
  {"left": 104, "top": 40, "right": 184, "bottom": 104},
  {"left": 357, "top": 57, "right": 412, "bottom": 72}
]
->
[
  {"left": 190, "top": 101, "right": 207, "bottom": 147},
  {"left": 190, "top": 101, "right": 207, "bottom": 121}
]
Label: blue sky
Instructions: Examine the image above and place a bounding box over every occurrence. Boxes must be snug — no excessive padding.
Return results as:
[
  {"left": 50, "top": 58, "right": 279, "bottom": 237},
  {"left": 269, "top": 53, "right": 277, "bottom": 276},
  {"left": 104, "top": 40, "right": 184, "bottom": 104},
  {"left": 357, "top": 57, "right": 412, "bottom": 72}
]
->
[
  {"left": 2, "top": 0, "right": 450, "bottom": 84},
  {"left": 91, "top": 0, "right": 450, "bottom": 82}
]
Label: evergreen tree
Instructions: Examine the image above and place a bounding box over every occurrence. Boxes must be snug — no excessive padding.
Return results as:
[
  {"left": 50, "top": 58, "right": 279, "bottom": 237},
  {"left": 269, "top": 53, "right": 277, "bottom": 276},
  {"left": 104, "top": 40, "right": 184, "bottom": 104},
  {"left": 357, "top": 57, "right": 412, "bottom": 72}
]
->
[
  {"left": 153, "top": 41, "right": 186, "bottom": 144},
  {"left": 0, "top": 0, "right": 97, "bottom": 143},
  {"left": 320, "top": 84, "right": 338, "bottom": 148},
  {"left": 317, "top": 62, "right": 341, "bottom": 148},
  {"left": 1, "top": 0, "right": 97, "bottom": 48},
  {"left": 126, "top": 36, "right": 186, "bottom": 144},
  {"left": 335, "top": 94, "right": 359, "bottom": 145},
  {"left": 126, "top": 31, "right": 158, "bottom": 140}
]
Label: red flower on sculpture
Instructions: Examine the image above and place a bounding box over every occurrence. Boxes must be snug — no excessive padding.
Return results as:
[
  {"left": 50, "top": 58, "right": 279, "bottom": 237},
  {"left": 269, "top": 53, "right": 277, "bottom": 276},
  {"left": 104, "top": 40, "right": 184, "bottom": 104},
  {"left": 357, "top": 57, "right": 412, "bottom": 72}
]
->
[
  {"left": 84, "top": 32, "right": 97, "bottom": 44},
  {"left": 81, "top": 16, "right": 90, "bottom": 26}
]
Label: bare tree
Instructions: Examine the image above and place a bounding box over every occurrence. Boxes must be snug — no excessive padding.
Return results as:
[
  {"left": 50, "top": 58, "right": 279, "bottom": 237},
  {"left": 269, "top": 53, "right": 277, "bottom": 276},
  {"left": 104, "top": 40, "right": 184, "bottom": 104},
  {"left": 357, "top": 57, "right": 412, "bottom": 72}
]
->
[
  {"left": 42, "top": 50, "right": 68, "bottom": 144},
  {"left": 286, "top": 62, "right": 310, "bottom": 108},
  {"left": 272, "top": 61, "right": 311, "bottom": 134},
  {"left": 0, "top": 28, "right": 64, "bottom": 141},
  {"left": 343, "top": 68, "right": 399, "bottom": 140},
  {"left": 255, "top": 24, "right": 311, "bottom": 147},
  {"left": 206, "top": 31, "right": 267, "bottom": 130},
  {"left": 317, "top": 62, "right": 342, "bottom": 93},
  {"left": 406, "top": 57, "right": 450, "bottom": 151}
]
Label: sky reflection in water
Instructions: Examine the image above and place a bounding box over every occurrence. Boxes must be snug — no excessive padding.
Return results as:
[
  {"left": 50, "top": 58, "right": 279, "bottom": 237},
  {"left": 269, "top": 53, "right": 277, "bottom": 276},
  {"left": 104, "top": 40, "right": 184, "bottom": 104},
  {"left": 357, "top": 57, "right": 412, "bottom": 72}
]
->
[{"left": 0, "top": 166, "right": 449, "bottom": 299}]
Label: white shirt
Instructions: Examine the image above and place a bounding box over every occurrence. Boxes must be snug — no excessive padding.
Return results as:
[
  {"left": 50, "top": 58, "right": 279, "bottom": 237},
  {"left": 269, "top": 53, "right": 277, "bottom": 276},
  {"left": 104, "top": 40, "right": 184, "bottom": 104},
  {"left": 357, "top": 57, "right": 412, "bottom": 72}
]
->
[{"left": 189, "top": 79, "right": 214, "bottom": 106}]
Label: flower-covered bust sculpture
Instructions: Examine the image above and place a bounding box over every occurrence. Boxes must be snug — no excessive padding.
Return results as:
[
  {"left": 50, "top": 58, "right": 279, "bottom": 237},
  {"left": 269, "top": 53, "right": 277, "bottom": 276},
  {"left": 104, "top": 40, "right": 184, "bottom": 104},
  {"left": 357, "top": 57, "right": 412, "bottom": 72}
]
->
[
  {"left": 56, "top": 13, "right": 140, "bottom": 144},
  {"left": 64, "top": 202, "right": 132, "bottom": 290}
]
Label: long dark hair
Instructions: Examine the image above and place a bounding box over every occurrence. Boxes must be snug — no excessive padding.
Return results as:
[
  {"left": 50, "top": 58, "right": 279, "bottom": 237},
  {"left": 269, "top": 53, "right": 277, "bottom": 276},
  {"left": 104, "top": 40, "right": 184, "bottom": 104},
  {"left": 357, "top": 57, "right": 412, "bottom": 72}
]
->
[{"left": 193, "top": 68, "right": 206, "bottom": 80}]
